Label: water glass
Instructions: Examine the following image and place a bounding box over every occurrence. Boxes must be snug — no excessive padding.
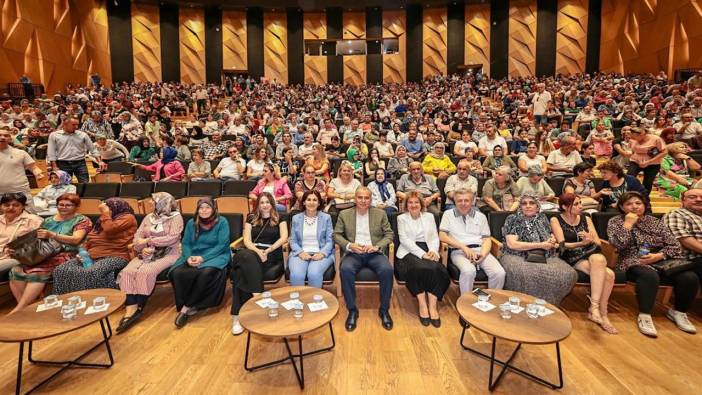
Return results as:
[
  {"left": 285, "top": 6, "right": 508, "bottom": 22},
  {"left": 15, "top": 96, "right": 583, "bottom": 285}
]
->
[
  {"left": 526, "top": 304, "right": 539, "bottom": 319},
  {"left": 61, "top": 304, "right": 76, "bottom": 320},
  {"left": 93, "top": 297, "right": 106, "bottom": 309},
  {"left": 67, "top": 295, "right": 82, "bottom": 307},
  {"left": 534, "top": 298, "right": 547, "bottom": 315},
  {"left": 261, "top": 291, "right": 272, "bottom": 299},
  {"left": 293, "top": 306, "right": 304, "bottom": 319},
  {"left": 313, "top": 294, "right": 323, "bottom": 303},
  {"left": 499, "top": 303, "right": 512, "bottom": 320},
  {"left": 268, "top": 301, "right": 279, "bottom": 319},
  {"left": 477, "top": 294, "right": 489, "bottom": 305},
  {"left": 508, "top": 296, "right": 521, "bottom": 311},
  {"left": 44, "top": 294, "right": 59, "bottom": 307},
  {"left": 289, "top": 292, "right": 300, "bottom": 300}
]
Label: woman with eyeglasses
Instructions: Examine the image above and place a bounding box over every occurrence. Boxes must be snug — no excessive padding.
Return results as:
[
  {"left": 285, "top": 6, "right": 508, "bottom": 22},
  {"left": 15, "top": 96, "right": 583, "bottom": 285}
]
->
[
  {"left": 249, "top": 163, "right": 292, "bottom": 212},
  {"left": 9, "top": 193, "right": 92, "bottom": 314}
]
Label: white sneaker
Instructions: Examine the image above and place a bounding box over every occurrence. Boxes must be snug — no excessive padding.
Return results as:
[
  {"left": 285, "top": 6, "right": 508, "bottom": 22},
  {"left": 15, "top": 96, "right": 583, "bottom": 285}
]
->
[
  {"left": 231, "top": 317, "right": 244, "bottom": 336},
  {"left": 666, "top": 309, "right": 697, "bottom": 334},
  {"left": 637, "top": 314, "right": 658, "bottom": 337}
]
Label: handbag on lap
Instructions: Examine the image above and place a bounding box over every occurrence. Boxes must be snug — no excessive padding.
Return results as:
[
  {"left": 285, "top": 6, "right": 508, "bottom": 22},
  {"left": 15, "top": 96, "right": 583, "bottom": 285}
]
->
[{"left": 7, "top": 230, "right": 62, "bottom": 266}]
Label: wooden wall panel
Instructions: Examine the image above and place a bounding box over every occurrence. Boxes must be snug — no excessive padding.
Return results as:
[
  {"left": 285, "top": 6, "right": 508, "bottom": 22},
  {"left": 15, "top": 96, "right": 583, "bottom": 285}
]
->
[
  {"left": 382, "top": 10, "right": 406, "bottom": 84},
  {"left": 422, "top": 7, "right": 448, "bottom": 78},
  {"left": 222, "top": 10, "right": 247, "bottom": 71},
  {"left": 556, "top": 0, "right": 588, "bottom": 75},
  {"left": 0, "top": 0, "right": 111, "bottom": 93},
  {"left": 131, "top": 3, "right": 160, "bottom": 82},
  {"left": 303, "top": 12, "right": 326, "bottom": 85},
  {"left": 509, "top": 0, "right": 537, "bottom": 77},
  {"left": 465, "top": 3, "right": 491, "bottom": 77},
  {"left": 600, "top": 0, "right": 702, "bottom": 77},
  {"left": 263, "top": 11, "right": 287, "bottom": 84},
  {"left": 179, "top": 7, "right": 205, "bottom": 84},
  {"left": 343, "top": 11, "right": 366, "bottom": 85}
]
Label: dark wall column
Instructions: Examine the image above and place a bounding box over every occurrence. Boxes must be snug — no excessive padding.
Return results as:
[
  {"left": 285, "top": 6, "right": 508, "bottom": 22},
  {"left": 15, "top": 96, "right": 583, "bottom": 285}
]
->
[
  {"left": 107, "top": 0, "right": 134, "bottom": 83},
  {"left": 287, "top": 8, "right": 304, "bottom": 86},
  {"left": 366, "top": 7, "right": 383, "bottom": 84},
  {"left": 326, "top": 7, "right": 343, "bottom": 84},
  {"left": 585, "top": 0, "right": 602, "bottom": 74},
  {"left": 406, "top": 4, "right": 422, "bottom": 82},
  {"left": 160, "top": 3, "right": 180, "bottom": 82},
  {"left": 247, "top": 7, "right": 264, "bottom": 81},
  {"left": 536, "top": 0, "right": 557, "bottom": 76},
  {"left": 205, "top": 7, "right": 223, "bottom": 84},
  {"left": 447, "top": 2, "right": 465, "bottom": 75},
  {"left": 490, "top": 0, "right": 509, "bottom": 79}
]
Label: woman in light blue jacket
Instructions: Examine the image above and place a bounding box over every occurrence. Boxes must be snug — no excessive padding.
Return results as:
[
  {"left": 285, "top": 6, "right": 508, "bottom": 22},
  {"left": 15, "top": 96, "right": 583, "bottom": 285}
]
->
[{"left": 288, "top": 190, "right": 335, "bottom": 288}]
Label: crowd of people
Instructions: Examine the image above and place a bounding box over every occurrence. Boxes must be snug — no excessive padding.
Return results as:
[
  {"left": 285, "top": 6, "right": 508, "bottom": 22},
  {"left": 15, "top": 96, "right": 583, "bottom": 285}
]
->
[{"left": 1, "top": 70, "right": 702, "bottom": 338}]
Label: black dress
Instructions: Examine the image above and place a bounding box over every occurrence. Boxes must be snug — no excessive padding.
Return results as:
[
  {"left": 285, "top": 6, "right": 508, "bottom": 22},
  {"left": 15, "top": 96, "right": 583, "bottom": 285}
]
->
[
  {"left": 556, "top": 215, "right": 599, "bottom": 266},
  {"left": 230, "top": 214, "right": 286, "bottom": 315},
  {"left": 395, "top": 242, "right": 450, "bottom": 300}
]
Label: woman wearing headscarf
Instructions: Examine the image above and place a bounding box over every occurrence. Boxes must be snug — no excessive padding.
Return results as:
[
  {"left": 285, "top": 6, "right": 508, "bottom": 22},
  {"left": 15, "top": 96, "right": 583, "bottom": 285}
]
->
[
  {"left": 52, "top": 198, "right": 138, "bottom": 294},
  {"left": 132, "top": 146, "right": 185, "bottom": 182},
  {"left": 128, "top": 137, "right": 157, "bottom": 162},
  {"left": 118, "top": 111, "right": 144, "bottom": 150},
  {"left": 421, "top": 142, "right": 457, "bottom": 179},
  {"left": 500, "top": 194, "right": 578, "bottom": 305},
  {"left": 367, "top": 169, "right": 397, "bottom": 216},
  {"left": 33, "top": 170, "right": 76, "bottom": 216},
  {"left": 170, "top": 198, "right": 230, "bottom": 328},
  {"left": 115, "top": 193, "right": 184, "bottom": 333}
]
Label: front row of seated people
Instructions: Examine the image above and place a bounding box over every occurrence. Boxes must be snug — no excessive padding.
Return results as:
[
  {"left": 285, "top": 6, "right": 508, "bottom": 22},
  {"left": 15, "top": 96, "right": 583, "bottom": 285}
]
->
[{"left": 1, "top": 187, "right": 702, "bottom": 338}]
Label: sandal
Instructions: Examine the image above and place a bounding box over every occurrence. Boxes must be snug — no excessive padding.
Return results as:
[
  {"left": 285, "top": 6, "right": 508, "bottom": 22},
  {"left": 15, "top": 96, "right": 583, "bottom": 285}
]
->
[{"left": 586, "top": 295, "right": 603, "bottom": 325}]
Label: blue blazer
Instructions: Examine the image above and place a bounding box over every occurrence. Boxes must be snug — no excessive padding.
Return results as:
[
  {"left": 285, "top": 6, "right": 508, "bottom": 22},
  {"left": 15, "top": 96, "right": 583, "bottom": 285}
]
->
[{"left": 290, "top": 212, "right": 334, "bottom": 258}]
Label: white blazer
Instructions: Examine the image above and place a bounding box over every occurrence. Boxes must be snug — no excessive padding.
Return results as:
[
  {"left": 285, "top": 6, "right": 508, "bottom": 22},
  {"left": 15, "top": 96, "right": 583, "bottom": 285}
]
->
[{"left": 396, "top": 212, "right": 440, "bottom": 259}]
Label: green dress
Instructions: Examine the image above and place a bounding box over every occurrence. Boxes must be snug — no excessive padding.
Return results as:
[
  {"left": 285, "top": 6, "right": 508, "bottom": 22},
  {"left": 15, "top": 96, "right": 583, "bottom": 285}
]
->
[{"left": 656, "top": 155, "right": 691, "bottom": 200}]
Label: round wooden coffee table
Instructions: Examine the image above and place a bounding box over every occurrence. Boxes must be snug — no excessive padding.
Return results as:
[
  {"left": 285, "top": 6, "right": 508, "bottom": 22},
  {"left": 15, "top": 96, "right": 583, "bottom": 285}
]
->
[
  {"left": 0, "top": 289, "right": 125, "bottom": 395},
  {"left": 239, "top": 286, "right": 339, "bottom": 389},
  {"left": 456, "top": 289, "right": 572, "bottom": 391}
]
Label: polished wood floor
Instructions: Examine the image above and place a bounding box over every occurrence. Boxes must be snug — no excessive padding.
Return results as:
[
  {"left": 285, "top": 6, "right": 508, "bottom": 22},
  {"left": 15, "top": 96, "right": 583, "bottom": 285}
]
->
[{"left": 0, "top": 284, "right": 701, "bottom": 395}]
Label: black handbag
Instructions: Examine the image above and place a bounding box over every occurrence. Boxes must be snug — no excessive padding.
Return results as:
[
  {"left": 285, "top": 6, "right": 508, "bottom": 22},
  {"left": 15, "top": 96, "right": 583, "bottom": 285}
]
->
[
  {"left": 559, "top": 242, "right": 601, "bottom": 265},
  {"left": 7, "top": 230, "right": 62, "bottom": 266},
  {"left": 651, "top": 259, "right": 701, "bottom": 277},
  {"left": 526, "top": 249, "right": 547, "bottom": 263}
]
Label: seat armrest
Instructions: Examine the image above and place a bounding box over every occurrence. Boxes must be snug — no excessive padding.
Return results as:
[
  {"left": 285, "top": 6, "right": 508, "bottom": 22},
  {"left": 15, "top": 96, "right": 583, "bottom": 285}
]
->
[
  {"left": 230, "top": 237, "right": 244, "bottom": 249},
  {"left": 440, "top": 242, "right": 449, "bottom": 267},
  {"left": 388, "top": 243, "right": 395, "bottom": 266},
  {"left": 600, "top": 240, "right": 618, "bottom": 269},
  {"left": 334, "top": 245, "right": 342, "bottom": 297},
  {"left": 283, "top": 243, "right": 289, "bottom": 266},
  {"left": 490, "top": 237, "right": 503, "bottom": 258}
]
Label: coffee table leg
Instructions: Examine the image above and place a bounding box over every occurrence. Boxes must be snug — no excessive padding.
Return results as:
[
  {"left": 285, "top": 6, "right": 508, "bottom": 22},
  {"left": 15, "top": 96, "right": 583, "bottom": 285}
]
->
[
  {"left": 28, "top": 318, "right": 114, "bottom": 368},
  {"left": 15, "top": 342, "right": 24, "bottom": 395},
  {"left": 283, "top": 337, "right": 305, "bottom": 389}
]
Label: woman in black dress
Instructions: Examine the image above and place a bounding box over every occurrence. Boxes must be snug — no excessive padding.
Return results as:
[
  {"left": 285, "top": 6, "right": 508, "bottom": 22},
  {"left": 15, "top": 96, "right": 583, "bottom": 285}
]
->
[
  {"left": 230, "top": 192, "right": 289, "bottom": 335},
  {"left": 550, "top": 193, "right": 617, "bottom": 334}
]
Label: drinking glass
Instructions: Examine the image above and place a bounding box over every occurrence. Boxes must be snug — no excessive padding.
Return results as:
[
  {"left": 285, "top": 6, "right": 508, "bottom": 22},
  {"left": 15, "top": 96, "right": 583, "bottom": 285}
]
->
[
  {"left": 289, "top": 292, "right": 300, "bottom": 300},
  {"left": 67, "top": 295, "right": 82, "bottom": 307},
  {"left": 61, "top": 305, "right": 76, "bottom": 320},
  {"left": 93, "top": 297, "right": 106, "bottom": 309},
  {"left": 526, "top": 304, "right": 539, "bottom": 319},
  {"left": 534, "top": 298, "right": 547, "bottom": 315},
  {"left": 293, "top": 306, "right": 304, "bottom": 319},
  {"left": 477, "top": 294, "right": 489, "bottom": 305},
  {"left": 261, "top": 291, "right": 272, "bottom": 299},
  {"left": 508, "top": 296, "right": 521, "bottom": 312},
  {"left": 499, "top": 303, "right": 512, "bottom": 320},
  {"left": 313, "top": 294, "right": 323, "bottom": 303},
  {"left": 268, "top": 301, "right": 279, "bottom": 319},
  {"left": 44, "top": 294, "right": 59, "bottom": 307}
]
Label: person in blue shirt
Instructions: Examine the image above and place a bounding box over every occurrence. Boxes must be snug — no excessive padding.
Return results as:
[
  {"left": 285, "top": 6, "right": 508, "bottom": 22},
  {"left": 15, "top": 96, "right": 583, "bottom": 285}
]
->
[
  {"left": 169, "top": 197, "right": 230, "bottom": 328},
  {"left": 400, "top": 129, "right": 425, "bottom": 160}
]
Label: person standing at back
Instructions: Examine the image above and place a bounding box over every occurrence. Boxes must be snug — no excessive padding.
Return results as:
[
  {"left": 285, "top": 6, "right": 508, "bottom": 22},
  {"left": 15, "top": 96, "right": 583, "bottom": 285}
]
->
[
  {"left": 47, "top": 118, "right": 100, "bottom": 183},
  {"left": 0, "top": 128, "right": 44, "bottom": 213}
]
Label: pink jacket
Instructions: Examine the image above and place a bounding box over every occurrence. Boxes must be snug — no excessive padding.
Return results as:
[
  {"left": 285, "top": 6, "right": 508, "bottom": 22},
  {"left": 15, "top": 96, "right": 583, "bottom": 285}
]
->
[
  {"left": 143, "top": 160, "right": 185, "bottom": 182},
  {"left": 251, "top": 178, "right": 292, "bottom": 205}
]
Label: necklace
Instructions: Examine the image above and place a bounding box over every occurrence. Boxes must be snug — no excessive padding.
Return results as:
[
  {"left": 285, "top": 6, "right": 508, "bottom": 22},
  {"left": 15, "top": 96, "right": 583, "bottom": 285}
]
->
[{"left": 304, "top": 214, "right": 317, "bottom": 226}]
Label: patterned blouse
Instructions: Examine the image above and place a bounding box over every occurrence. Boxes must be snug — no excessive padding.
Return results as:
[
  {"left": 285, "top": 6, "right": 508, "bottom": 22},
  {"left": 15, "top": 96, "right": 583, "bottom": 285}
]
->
[
  {"left": 607, "top": 214, "right": 683, "bottom": 271},
  {"left": 501, "top": 212, "right": 555, "bottom": 258}
]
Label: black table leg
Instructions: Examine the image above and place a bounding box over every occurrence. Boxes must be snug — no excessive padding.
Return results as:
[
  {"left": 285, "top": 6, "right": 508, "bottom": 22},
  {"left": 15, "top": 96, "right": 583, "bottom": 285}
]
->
[
  {"left": 244, "top": 321, "right": 335, "bottom": 389},
  {"left": 15, "top": 318, "right": 115, "bottom": 395},
  {"left": 460, "top": 326, "right": 564, "bottom": 391}
]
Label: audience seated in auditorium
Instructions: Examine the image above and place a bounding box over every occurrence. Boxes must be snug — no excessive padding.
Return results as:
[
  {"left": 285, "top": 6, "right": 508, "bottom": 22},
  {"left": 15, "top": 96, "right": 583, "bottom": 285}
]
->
[
  {"left": 367, "top": 169, "right": 397, "bottom": 216},
  {"left": 0, "top": 193, "right": 42, "bottom": 273},
  {"left": 656, "top": 142, "right": 700, "bottom": 200},
  {"left": 597, "top": 161, "right": 648, "bottom": 212},
  {"left": 326, "top": 161, "right": 362, "bottom": 215},
  {"left": 396, "top": 162, "right": 442, "bottom": 216},
  {"left": 132, "top": 147, "right": 185, "bottom": 182},
  {"left": 249, "top": 163, "right": 292, "bottom": 212},
  {"left": 33, "top": 170, "right": 76, "bottom": 216},
  {"left": 627, "top": 126, "right": 667, "bottom": 192},
  {"left": 187, "top": 149, "right": 213, "bottom": 181}
]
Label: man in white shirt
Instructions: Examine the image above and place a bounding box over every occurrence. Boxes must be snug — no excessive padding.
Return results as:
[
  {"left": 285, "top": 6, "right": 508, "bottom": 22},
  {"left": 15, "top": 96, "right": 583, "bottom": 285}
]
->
[
  {"left": 334, "top": 187, "right": 395, "bottom": 332},
  {"left": 547, "top": 135, "right": 582, "bottom": 176},
  {"left": 0, "top": 128, "right": 44, "bottom": 212},
  {"left": 439, "top": 189, "right": 505, "bottom": 294},
  {"left": 674, "top": 113, "right": 702, "bottom": 139},
  {"left": 478, "top": 125, "right": 507, "bottom": 157},
  {"left": 47, "top": 118, "right": 99, "bottom": 183},
  {"left": 226, "top": 117, "right": 247, "bottom": 136},
  {"left": 297, "top": 132, "right": 315, "bottom": 160},
  {"left": 444, "top": 160, "right": 478, "bottom": 209},
  {"left": 531, "top": 83, "right": 552, "bottom": 125},
  {"left": 214, "top": 147, "right": 246, "bottom": 181}
]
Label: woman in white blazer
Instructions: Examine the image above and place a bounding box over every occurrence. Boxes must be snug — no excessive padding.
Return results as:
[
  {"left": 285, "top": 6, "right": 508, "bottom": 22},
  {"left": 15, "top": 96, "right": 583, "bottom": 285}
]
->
[
  {"left": 288, "top": 190, "right": 335, "bottom": 288},
  {"left": 396, "top": 191, "right": 450, "bottom": 328}
]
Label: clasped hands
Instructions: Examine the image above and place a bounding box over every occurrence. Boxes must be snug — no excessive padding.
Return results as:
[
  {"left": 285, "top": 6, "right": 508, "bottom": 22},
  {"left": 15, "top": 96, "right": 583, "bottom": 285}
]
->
[
  {"left": 299, "top": 251, "right": 326, "bottom": 261},
  {"left": 349, "top": 243, "right": 380, "bottom": 254},
  {"left": 187, "top": 256, "right": 204, "bottom": 267}
]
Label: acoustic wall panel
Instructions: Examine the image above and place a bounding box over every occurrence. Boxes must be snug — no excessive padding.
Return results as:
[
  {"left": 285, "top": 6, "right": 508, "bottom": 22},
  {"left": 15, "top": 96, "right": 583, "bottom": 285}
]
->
[
  {"left": 556, "top": 0, "right": 588, "bottom": 75},
  {"left": 465, "top": 3, "right": 491, "bottom": 77},
  {"left": 343, "top": 11, "right": 366, "bottom": 85},
  {"left": 304, "top": 12, "right": 327, "bottom": 85},
  {"left": 422, "top": 7, "right": 448, "bottom": 78},
  {"left": 131, "top": 3, "right": 160, "bottom": 82},
  {"left": 382, "top": 10, "right": 406, "bottom": 84},
  {"left": 508, "top": 0, "right": 538, "bottom": 77},
  {"left": 263, "top": 11, "right": 287, "bottom": 84},
  {"left": 222, "top": 10, "right": 247, "bottom": 70},
  {"left": 0, "top": 0, "right": 112, "bottom": 93},
  {"left": 600, "top": 0, "right": 702, "bottom": 77},
  {"left": 179, "top": 7, "right": 205, "bottom": 84}
]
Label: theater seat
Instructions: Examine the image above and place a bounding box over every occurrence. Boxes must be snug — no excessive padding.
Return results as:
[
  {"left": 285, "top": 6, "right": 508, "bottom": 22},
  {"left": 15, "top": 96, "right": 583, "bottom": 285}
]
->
[
  {"left": 356, "top": 266, "right": 380, "bottom": 282},
  {"left": 445, "top": 256, "right": 488, "bottom": 284},
  {"left": 263, "top": 262, "right": 285, "bottom": 284},
  {"left": 0, "top": 267, "right": 10, "bottom": 284},
  {"left": 156, "top": 268, "right": 170, "bottom": 284}
]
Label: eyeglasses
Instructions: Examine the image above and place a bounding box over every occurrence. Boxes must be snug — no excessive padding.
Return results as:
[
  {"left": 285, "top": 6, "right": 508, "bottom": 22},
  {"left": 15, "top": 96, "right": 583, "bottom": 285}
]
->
[{"left": 57, "top": 203, "right": 75, "bottom": 208}]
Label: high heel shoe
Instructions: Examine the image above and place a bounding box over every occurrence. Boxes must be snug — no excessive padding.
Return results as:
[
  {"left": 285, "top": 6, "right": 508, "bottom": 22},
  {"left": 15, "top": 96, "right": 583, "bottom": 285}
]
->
[{"left": 586, "top": 295, "right": 603, "bottom": 325}]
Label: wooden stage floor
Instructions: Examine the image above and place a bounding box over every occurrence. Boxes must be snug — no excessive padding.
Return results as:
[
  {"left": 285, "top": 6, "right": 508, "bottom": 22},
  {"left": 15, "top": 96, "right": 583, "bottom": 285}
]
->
[{"left": 0, "top": 285, "right": 700, "bottom": 394}]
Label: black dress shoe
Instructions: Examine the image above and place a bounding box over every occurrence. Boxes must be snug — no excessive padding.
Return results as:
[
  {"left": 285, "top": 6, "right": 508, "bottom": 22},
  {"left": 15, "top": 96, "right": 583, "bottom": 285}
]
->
[
  {"left": 419, "top": 316, "right": 431, "bottom": 326},
  {"left": 345, "top": 310, "right": 359, "bottom": 331},
  {"left": 430, "top": 318, "right": 441, "bottom": 328},
  {"left": 117, "top": 309, "right": 143, "bottom": 333},
  {"left": 379, "top": 311, "right": 393, "bottom": 330},
  {"left": 175, "top": 312, "right": 189, "bottom": 328}
]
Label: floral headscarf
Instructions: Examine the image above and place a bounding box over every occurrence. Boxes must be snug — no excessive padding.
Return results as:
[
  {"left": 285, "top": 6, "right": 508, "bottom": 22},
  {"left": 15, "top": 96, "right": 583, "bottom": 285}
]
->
[{"left": 50, "top": 170, "right": 72, "bottom": 186}]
